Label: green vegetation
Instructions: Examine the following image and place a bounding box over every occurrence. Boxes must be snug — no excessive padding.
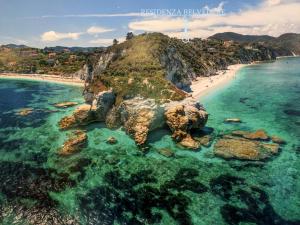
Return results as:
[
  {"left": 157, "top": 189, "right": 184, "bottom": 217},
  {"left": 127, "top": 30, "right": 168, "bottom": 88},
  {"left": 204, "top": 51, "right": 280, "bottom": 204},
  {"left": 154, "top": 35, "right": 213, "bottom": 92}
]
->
[
  {"left": 209, "top": 32, "right": 300, "bottom": 55},
  {"left": 90, "top": 33, "right": 188, "bottom": 104},
  {"left": 0, "top": 46, "right": 93, "bottom": 76},
  {"left": 88, "top": 32, "right": 279, "bottom": 104}
]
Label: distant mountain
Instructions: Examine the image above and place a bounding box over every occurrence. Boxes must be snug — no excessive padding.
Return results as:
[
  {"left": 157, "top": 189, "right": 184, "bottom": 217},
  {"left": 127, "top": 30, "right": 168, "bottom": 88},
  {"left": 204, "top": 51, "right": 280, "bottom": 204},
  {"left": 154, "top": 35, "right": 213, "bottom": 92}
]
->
[
  {"left": 0, "top": 44, "right": 105, "bottom": 53},
  {"left": 1, "top": 44, "right": 29, "bottom": 49},
  {"left": 208, "top": 32, "right": 275, "bottom": 43},
  {"left": 267, "top": 33, "right": 300, "bottom": 55},
  {"left": 209, "top": 32, "right": 300, "bottom": 55},
  {"left": 43, "top": 46, "right": 105, "bottom": 53}
]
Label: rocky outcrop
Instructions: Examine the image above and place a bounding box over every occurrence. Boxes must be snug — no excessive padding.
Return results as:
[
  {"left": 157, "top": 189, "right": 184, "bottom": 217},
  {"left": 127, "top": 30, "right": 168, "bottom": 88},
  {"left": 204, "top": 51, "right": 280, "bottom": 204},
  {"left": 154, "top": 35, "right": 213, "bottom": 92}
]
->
[
  {"left": 164, "top": 98, "right": 208, "bottom": 149},
  {"left": 160, "top": 47, "right": 196, "bottom": 90},
  {"left": 68, "top": 92, "right": 208, "bottom": 147},
  {"left": 214, "top": 136, "right": 279, "bottom": 160},
  {"left": 105, "top": 97, "right": 164, "bottom": 145},
  {"left": 54, "top": 102, "right": 78, "bottom": 108},
  {"left": 92, "top": 90, "right": 116, "bottom": 121},
  {"left": 59, "top": 130, "right": 87, "bottom": 156},
  {"left": 58, "top": 104, "right": 97, "bottom": 130}
]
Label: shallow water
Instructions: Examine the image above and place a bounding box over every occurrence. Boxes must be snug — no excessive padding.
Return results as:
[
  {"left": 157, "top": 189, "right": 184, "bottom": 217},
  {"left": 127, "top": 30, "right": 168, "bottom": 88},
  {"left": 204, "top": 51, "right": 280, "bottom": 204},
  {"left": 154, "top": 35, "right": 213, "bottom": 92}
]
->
[{"left": 0, "top": 58, "right": 299, "bottom": 225}]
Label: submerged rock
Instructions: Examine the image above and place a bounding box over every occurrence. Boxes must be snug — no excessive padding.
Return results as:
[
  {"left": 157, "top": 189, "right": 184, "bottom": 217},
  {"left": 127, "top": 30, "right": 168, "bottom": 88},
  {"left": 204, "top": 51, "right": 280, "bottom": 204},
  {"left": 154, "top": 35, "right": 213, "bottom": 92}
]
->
[
  {"left": 58, "top": 115, "right": 77, "bottom": 130},
  {"left": 271, "top": 135, "right": 286, "bottom": 145},
  {"left": 224, "top": 118, "right": 242, "bottom": 123},
  {"left": 54, "top": 101, "right": 78, "bottom": 108},
  {"left": 194, "top": 134, "right": 213, "bottom": 147},
  {"left": 179, "top": 134, "right": 200, "bottom": 150},
  {"left": 59, "top": 130, "right": 87, "bottom": 156},
  {"left": 214, "top": 136, "right": 279, "bottom": 160},
  {"left": 16, "top": 108, "right": 33, "bottom": 116},
  {"left": 232, "top": 129, "right": 270, "bottom": 141},
  {"left": 106, "top": 136, "right": 117, "bottom": 144},
  {"left": 158, "top": 148, "right": 174, "bottom": 157}
]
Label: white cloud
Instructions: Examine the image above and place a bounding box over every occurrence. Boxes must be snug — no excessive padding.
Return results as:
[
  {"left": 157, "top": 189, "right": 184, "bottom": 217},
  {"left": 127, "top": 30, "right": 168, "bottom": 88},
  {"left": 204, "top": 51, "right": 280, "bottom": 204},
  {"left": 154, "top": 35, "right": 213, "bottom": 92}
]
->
[
  {"left": 87, "top": 26, "right": 115, "bottom": 34},
  {"left": 128, "top": 1, "right": 300, "bottom": 38},
  {"left": 89, "top": 37, "right": 125, "bottom": 46},
  {"left": 129, "top": 18, "right": 184, "bottom": 32},
  {"left": 37, "top": 13, "right": 146, "bottom": 19},
  {"left": 41, "top": 31, "right": 82, "bottom": 42}
]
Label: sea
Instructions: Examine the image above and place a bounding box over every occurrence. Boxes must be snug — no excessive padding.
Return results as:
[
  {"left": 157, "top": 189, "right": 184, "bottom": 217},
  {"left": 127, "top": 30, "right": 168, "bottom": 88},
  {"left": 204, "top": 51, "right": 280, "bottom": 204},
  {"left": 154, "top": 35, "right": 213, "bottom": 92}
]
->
[{"left": 0, "top": 57, "right": 299, "bottom": 225}]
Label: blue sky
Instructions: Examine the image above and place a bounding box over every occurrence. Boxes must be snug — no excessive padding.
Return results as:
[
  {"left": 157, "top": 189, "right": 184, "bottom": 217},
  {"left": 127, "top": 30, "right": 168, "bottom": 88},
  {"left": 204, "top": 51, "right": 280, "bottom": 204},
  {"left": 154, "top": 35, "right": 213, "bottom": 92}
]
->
[{"left": 0, "top": 0, "right": 299, "bottom": 47}]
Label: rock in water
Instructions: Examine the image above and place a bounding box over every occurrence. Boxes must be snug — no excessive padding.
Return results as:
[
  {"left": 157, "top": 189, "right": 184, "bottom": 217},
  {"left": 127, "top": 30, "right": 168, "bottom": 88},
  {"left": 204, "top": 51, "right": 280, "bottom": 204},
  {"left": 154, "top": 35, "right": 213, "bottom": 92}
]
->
[
  {"left": 54, "top": 101, "right": 78, "bottom": 108},
  {"left": 165, "top": 98, "right": 208, "bottom": 149},
  {"left": 271, "top": 135, "right": 286, "bottom": 145},
  {"left": 194, "top": 134, "right": 213, "bottom": 147},
  {"left": 16, "top": 108, "right": 33, "bottom": 116},
  {"left": 224, "top": 118, "right": 241, "bottom": 123},
  {"left": 232, "top": 129, "right": 270, "bottom": 141},
  {"left": 158, "top": 148, "right": 174, "bottom": 157},
  {"left": 106, "top": 136, "right": 117, "bottom": 144},
  {"left": 214, "top": 136, "right": 279, "bottom": 160},
  {"left": 58, "top": 115, "right": 77, "bottom": 130},
  {"left": 179, "top": 134, "right": 200, "bottom": 150},
  {"left": 58, "top": 104, "right": 97, "bottom": 130},
  {"left": 59, "top": 130, "right": 87, "bottom": 156},
  {"left": 105, "top": 97, "right": 165, "bottom": 146}
]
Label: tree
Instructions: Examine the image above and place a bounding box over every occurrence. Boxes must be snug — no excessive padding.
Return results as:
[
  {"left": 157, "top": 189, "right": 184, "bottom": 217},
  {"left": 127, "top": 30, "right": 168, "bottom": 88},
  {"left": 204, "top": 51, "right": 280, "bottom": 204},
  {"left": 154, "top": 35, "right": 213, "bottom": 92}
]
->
[
  {"left": 113, "top": 39, "right": 119, "bottom": 45},
  {"left": 126, "top": 32, "right": 134, "bottom": 40}
]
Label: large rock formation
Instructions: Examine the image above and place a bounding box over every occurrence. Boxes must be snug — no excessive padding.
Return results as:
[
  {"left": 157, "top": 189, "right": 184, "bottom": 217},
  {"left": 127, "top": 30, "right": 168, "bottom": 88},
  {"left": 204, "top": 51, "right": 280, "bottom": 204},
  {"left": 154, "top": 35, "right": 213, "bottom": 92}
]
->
[
  {"left": 92, "top": 89, "right": 116, "bottom": 120},
  {"left": 164, "top": 98, "right": 208, "bottom": 149},
  {"left": 60, "top": 91, "right": 208, "bottom": 147}
]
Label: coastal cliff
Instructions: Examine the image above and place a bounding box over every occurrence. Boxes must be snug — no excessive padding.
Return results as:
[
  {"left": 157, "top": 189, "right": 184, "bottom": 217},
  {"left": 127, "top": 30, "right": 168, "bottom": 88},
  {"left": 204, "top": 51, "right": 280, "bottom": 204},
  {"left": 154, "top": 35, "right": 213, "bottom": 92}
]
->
[{"left": 59, "top": 32, "right": 285, "bottom": 147}]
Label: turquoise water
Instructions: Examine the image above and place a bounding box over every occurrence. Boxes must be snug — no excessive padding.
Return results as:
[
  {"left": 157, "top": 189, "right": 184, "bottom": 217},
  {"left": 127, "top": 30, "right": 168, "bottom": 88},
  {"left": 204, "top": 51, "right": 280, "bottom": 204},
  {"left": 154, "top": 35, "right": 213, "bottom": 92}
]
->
[{"left": 0, "top": 58, "right": 299, "bottom": 225}]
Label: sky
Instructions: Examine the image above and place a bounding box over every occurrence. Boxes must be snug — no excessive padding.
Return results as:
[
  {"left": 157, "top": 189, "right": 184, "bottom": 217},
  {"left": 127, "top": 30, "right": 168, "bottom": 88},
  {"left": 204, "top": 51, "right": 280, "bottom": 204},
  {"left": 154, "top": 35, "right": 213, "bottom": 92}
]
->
[{"left": 0, "top": 0, "right": 299, "bottom": 47}]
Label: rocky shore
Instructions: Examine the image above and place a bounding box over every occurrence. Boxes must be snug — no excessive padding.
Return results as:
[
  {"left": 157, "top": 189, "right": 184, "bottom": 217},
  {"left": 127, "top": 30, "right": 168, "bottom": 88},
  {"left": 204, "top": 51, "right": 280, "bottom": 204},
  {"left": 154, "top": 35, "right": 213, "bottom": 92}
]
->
[{"left": 58, "top": 94, "right": 208, "bottom": 149}]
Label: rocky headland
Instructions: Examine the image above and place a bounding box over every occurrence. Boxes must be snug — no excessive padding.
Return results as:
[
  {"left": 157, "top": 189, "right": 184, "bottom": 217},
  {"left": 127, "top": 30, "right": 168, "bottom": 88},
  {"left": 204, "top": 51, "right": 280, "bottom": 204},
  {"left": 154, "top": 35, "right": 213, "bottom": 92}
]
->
[{"left": 57, "top": 32, "right": 289, "bottom": 152}]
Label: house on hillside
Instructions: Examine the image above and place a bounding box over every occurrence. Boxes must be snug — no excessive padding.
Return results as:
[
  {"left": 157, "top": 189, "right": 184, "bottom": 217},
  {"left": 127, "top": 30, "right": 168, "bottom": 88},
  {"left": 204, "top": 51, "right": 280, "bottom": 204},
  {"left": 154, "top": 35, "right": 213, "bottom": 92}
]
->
[{"left": 48, "top": 52, "right": 57, "bottom": 58}]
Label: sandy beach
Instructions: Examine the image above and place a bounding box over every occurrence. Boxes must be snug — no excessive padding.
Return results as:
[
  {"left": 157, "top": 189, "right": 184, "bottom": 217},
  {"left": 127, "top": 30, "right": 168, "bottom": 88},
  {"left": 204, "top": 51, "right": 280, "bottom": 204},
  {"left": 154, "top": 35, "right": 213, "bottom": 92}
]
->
[
  {"left": 190, "top": 64, "right": 247, "bottom": 100},
  {"left": 0, "top": 73, "right": 84, "bottom": 86}
]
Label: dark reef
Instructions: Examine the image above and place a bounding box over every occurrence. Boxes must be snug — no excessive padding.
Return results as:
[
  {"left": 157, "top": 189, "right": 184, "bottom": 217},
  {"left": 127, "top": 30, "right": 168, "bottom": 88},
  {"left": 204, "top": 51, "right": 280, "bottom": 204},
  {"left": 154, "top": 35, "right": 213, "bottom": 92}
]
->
[
  {"left": 80, "top": 168, "right": 208, "bottom": 225},
  {"left": 210, "top": 174, "right": 300, "bottom": 225},
  {"left": 0, "top": 161, "right": 78, "bottom": 225}
]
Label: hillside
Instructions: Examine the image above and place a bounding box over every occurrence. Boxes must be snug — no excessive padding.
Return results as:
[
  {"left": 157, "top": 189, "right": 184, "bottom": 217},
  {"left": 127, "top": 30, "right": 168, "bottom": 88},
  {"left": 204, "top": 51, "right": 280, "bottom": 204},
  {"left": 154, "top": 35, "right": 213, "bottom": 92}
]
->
[
  {"left": 209, "top": 32, "right": 300, "bottom": 55},
  {"left": 84, "top": 32, "right": 278, "bottom": 104},
  {"left": 0, "top": 45, "right": 103, "bottom": 76},
  {"left": 267, "top": 33, "right": 300, "bottom": 55},
  {"left": 209, "top": 32, "right": 275, "bottom": 43}
]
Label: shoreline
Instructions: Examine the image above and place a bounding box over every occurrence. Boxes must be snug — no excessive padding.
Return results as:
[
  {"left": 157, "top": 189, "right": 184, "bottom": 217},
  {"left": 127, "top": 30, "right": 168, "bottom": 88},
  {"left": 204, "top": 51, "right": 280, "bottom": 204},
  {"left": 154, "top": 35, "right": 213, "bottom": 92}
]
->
[
  {"left": 190, "top": 64, "right": 247, "bottom": 100},
  {"left": 0, "top": 73, "right": 84, "bottom": 87}
]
